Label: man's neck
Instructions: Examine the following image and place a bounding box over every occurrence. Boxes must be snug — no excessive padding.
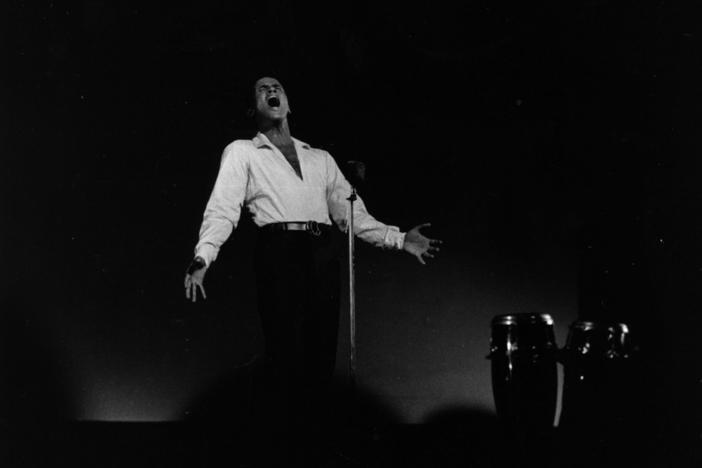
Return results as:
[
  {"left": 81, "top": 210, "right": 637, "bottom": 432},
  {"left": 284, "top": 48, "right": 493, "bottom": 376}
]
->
[{"left": 259, "top": 119, "right": 293, "bottom": 147}]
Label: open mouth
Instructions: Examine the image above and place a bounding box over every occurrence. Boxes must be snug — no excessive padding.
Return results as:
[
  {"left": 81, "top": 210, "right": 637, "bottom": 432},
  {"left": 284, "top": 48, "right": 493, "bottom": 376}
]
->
[{"left": 267, "top": 96, "right": 280, "bottom": 107}]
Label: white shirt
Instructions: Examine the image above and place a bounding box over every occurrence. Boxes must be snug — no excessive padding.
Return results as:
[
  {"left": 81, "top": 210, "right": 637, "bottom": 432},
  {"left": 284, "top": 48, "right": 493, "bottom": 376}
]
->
[{"left": 194, "top": 132, "right": 406, "bottom": 266}]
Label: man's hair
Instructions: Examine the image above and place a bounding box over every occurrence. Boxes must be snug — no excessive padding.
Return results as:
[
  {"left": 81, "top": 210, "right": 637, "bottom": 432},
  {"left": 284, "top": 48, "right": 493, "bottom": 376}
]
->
[{"left": 245, "top": 75, "right": 268, "bottom": 118}]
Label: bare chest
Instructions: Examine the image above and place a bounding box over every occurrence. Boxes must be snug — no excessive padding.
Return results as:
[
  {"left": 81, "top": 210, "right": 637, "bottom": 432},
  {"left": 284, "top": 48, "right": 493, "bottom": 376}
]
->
[{"left": 274, "top": 142, "right": 302, "bottom": 179}]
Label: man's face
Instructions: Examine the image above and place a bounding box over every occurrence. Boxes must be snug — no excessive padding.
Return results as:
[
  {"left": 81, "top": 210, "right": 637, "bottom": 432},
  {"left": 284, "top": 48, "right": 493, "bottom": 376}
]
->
[{"left": 252, "top": 77, "right": 290, "bottom": 121}]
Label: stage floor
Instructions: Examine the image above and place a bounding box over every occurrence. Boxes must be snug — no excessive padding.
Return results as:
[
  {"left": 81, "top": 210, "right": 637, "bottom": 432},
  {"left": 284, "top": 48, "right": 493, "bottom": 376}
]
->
[{"left": 1, "top": 419, "right": 681, "bottom": 468}]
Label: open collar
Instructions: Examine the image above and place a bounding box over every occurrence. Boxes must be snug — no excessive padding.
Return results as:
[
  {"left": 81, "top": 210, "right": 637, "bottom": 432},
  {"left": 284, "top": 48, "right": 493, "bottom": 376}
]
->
[{"left": 252, "top": 132, "right": 311, "bottom": 151}]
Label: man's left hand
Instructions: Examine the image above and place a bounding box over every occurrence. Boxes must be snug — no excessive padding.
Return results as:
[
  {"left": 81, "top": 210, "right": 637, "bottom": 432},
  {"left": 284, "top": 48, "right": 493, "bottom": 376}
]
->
[{"left": 403, "top": 223, "right": 442, "bottom": 265}]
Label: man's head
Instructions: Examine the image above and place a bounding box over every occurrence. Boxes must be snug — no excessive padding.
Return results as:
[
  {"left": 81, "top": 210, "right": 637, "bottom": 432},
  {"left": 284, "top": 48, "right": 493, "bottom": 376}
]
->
[{"left": 249, "top": 76, "right": 291, "bottom": 122}]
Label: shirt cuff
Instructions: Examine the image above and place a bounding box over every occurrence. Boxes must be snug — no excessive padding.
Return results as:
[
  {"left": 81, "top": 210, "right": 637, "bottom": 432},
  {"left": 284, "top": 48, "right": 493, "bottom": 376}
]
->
[
  {"left": 383, "top": 227, "right": 406, "bottom": 250},
  {"left": 194, "top": 243, "right": 218, "bottom": 267}
]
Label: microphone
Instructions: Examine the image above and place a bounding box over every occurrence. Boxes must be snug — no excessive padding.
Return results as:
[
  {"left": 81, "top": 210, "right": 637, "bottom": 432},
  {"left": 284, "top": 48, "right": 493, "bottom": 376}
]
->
[{"left": 345, "top": 160, "right": 366, "bottom": 187}]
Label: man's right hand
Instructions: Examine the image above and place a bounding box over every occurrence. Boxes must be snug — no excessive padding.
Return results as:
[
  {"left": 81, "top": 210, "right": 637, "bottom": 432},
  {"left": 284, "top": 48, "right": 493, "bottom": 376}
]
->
[{"left": 184, "top": 257, "right": 207, "bottom": 302}]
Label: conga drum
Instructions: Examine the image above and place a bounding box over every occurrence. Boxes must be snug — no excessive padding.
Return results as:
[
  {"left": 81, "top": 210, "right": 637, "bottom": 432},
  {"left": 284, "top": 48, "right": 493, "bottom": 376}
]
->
[
  {"left": 488, "top": 313, "right": 559, "bottom": 432},
  {"left": 558, "top": 321, "right": 605, "bottom": 430},
  {"left": 605, "top": 323, "right": 634, "bottom": 360},
  {"left": 559, "top": 321, "right": 635, "bottom": 431}
]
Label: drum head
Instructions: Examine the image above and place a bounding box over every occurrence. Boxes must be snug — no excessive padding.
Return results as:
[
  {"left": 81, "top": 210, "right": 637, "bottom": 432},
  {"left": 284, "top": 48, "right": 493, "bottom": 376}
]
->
[{"left": 491, "top": 313, "right": 554, "bottom": 327}]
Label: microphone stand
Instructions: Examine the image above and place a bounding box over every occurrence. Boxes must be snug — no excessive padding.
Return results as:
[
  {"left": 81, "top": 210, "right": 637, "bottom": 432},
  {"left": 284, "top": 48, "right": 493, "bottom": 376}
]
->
[
  {"left": 347, "top": 185, "right": 358, "bottom": 395},
  {"left": 342, "top": 163, "right": 369, "bottom": 462}
]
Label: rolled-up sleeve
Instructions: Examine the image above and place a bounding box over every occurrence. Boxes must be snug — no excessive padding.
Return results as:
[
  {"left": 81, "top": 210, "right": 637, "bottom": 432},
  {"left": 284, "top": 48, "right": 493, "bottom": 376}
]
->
[
  {"left": 194, "top": 142, "right": 249, "bottom": 266},
  {"left": 325, "top": 152, "right": 405, "bottom": 250}
]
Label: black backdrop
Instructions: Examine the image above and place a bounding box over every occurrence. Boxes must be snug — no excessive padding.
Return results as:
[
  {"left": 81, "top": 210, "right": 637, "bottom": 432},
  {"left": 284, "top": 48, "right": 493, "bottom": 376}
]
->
[{"left": 2, "top": 0, "right": 701, "bottom": 460}]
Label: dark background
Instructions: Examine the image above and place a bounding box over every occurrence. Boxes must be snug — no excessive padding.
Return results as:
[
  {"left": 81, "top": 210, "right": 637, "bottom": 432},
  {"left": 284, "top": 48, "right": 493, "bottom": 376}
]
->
[{"left": 2, "top": 0, "right": 701, "bottom": 464}]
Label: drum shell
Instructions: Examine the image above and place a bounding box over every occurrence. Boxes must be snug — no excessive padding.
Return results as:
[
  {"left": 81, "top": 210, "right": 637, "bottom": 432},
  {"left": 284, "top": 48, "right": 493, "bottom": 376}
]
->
[{"left": 489, "top": 314, "right": 558, "bottom": 431}]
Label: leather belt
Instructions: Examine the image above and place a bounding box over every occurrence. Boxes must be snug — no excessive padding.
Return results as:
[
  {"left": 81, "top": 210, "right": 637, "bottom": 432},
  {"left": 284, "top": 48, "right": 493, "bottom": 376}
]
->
[{"left": 261, "top": 221, "right": 330, "bottom": 236}]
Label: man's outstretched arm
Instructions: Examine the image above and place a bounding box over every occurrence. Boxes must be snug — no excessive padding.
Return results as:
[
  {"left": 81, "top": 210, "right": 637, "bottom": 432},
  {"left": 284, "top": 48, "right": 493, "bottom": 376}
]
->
[
  {"left": 325, "top": 152, "right": 442, "bottom": 263},
  {"left": 184, "top": 142, "right": 249, "bottom": 302}
]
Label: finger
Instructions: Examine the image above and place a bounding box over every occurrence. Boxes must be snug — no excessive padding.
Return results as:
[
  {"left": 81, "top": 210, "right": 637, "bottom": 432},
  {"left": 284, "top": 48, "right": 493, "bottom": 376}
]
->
[
  {"left": 416, "top": 222, "right": 432, "bottom": 230},
  {"left": 191, "top": 283, "right": 197, "bottom": 303},
  {"left": 185, "top": 281, "right": 191, "bottom": 299},
  {"left": 184, "top": 275, "right": 190, "bottom": 289},
  {"left": 429, "top": 239, "right": 443, "bottom": 245},
  {"left": 197, "top": 283, "right": 207, "bottom": 300},
  {"left": 416, "top": 253, "right": 426, "bottom": 265},
  {"left": 423, "top": 252, "right": 435, "bottom": 259}
]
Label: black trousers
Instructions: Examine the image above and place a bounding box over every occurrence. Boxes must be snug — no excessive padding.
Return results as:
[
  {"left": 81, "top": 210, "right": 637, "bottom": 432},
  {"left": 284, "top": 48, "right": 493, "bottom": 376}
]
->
[{"left": 252, "top": 227, "right": 341, "bottom": 461}]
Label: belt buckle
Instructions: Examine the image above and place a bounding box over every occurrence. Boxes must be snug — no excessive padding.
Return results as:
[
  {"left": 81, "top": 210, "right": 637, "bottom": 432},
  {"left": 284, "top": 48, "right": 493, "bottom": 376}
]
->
[{"left": 307, "top": 221, "right": 321, "bottom": 237}]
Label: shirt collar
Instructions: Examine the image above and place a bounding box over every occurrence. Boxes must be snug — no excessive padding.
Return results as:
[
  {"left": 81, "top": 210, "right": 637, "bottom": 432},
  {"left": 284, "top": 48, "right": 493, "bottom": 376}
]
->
[{"left": 253, "top": 132, "right": 311, "bottom": 150}]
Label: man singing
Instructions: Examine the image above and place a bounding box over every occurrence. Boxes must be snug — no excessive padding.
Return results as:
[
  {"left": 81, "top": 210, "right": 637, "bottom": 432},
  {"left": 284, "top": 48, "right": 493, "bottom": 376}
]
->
[{"left": 184, "top": 76, "right": 441, "bottom": 465}]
